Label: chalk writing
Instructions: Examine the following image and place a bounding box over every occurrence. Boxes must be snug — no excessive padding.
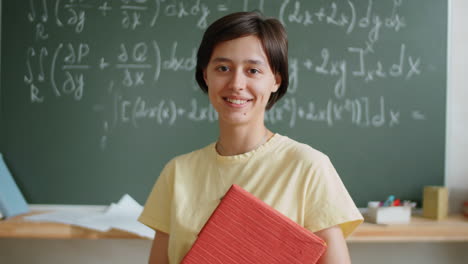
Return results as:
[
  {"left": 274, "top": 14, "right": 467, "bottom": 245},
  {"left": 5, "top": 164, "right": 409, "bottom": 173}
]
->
[{"left": 20, "top": 0, "right": 431, "bottom": 150}]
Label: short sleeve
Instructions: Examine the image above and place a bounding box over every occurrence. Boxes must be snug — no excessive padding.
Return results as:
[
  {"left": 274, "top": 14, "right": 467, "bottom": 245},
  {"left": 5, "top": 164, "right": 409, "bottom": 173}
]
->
[
  {"left": 303, "top": 155, "right": 363, "bottom": 238},
  {"left": 138, "top": 160, "right": 175, "bottom": 234}
]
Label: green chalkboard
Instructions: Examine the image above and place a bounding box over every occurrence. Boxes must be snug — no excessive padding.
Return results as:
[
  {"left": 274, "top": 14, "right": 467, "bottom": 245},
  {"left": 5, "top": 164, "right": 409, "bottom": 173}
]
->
[{"left": 1, "top": 0, "right": 447, "bottom": 207}]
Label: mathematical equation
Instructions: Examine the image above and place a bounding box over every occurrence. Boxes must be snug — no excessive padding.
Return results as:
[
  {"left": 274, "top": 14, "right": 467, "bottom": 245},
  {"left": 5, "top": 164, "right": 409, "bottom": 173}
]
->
[
  {"left": 95, "top": 89, "right": 426, "bottom": 147},
  {"left": 24, "top": 40, "right": 421, "bottom": 102},
  {"left": 20, "top": 0, "right": 432, "bottom": 151},
  {"left": 99, "top": 92, "right": 424, "bottom": 129},
  {"left": 28, "top": 0, "right": 406, "bottom": 39}
]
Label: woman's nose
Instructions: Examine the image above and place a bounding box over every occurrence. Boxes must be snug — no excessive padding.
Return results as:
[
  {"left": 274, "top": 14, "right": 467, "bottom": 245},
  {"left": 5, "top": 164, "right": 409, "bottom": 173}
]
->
[{"left": 228, "top": 70, "right": 246, "bottom": 91}]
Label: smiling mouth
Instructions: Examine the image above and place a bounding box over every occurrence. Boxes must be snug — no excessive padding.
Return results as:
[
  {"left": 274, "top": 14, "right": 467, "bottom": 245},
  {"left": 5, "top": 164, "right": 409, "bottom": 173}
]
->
[{"left": 223, "top": 97, "right": 253, "bottom": 105}]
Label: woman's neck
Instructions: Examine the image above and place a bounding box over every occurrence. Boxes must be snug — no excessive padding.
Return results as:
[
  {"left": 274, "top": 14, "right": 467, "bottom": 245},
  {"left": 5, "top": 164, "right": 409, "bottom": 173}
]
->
[{"left": 216, "top": 123, "right": 272, "bottom": 156}]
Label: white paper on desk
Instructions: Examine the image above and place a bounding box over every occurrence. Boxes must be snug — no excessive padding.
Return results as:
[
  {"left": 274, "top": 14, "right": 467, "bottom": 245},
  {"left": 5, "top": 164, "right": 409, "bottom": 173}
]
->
[
  {"left": 68, "top": 212, "right": 112, "bottom": 232},
  {"left": 75, "top": 194, "right": 140, "bottom": 232},
  {"left": 24, "top": 210, "right": 103, "bottom": 228},
  {"left": 79, "top": 194, "right": 155, "bottom": 238},
  {"left": 24, "top": 194, "right": 155, "bottom": 238}
]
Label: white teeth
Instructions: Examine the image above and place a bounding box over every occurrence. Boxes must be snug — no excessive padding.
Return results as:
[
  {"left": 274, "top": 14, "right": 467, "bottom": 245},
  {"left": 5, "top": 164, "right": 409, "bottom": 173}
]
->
[{"left": 226, "top": 98, "right": 248, "bottom": 105}]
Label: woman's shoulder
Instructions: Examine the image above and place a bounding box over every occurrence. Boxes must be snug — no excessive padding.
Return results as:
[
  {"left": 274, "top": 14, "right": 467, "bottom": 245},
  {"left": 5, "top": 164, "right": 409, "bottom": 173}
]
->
[{"left": 275, "top": 134, "right": 331, "bottom": 166}]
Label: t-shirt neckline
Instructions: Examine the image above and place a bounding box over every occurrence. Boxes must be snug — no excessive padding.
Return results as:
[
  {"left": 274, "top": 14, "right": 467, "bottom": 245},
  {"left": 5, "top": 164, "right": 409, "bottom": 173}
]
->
[{"left": 213, "top": 133, "right": 282, "bottom": 163}]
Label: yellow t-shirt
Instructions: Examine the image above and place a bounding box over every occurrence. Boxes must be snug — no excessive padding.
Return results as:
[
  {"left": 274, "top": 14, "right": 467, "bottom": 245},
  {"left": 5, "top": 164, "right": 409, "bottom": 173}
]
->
[{"left": 139, "top": 133, "right": 363, "bottom": 263}]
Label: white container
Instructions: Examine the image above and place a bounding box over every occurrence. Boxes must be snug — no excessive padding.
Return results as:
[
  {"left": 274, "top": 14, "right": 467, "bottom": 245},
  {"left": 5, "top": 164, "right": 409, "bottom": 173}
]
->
[{"left": 366, "top": 205, "right": 412, "bottom": 224}]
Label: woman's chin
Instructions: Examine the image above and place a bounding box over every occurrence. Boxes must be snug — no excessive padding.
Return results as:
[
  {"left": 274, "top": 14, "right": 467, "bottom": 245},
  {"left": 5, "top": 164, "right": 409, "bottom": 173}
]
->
[{"left": 218, "top": 113, "right": 252, "bottom": 126}]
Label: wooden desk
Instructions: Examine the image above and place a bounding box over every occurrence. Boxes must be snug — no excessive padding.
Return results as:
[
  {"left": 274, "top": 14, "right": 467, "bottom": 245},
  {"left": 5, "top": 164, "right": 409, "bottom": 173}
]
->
[
  {"left": 1, "top": 211, "right": 467, "bottom": 242},
  {"left": 0, "top": 211, "right": 148, "bottom": 239},
  {"left": 349, "top": 215, "right": 468, "bottom": 242}
]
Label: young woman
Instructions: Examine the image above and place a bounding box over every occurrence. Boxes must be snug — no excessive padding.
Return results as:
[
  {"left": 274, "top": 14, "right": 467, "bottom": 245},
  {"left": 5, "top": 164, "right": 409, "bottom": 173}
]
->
[{"left": 139, "top": 12, "right": 363, "bottom": 264}]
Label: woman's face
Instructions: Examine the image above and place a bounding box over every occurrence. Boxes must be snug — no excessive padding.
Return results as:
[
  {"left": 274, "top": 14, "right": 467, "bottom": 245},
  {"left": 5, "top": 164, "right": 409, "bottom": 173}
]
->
[{"left": 204, "top": 35, "right": 281, "bottom": 127}]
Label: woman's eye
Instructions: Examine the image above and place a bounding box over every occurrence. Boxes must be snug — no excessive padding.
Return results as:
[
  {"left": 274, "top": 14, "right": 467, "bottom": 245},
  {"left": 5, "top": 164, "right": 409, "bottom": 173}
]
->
[
  {"left": 249, "top": 68, "right": 260, "bottom": 74},
  {"left": 217, "top": 66, "right": 229, "bottom": 72}
]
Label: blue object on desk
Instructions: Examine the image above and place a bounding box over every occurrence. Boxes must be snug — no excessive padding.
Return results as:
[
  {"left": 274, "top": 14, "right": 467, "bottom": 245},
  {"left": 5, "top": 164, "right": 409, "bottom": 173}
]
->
[
  {"left": 383, "top": 195, "right": 396, "bottom": 207},
  {"left": 0, "top": 153, "right": 29, "bottom": 218}
]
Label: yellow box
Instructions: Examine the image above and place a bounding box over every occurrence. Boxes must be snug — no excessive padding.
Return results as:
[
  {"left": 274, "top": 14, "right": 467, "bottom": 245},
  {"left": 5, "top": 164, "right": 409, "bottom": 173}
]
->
[{"left": 423, "top": 186, "right": 448, "bottom": 220}]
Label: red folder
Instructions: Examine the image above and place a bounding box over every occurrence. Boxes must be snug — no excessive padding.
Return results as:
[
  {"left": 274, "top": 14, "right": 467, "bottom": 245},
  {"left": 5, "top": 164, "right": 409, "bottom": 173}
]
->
[{"left": 181, "top": 184, "right": 327, "bottom": 263}]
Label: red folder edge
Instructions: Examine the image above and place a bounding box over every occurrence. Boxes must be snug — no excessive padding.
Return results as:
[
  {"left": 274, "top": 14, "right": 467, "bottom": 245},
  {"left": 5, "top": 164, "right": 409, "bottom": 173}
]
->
[{"left": 181, "top": 184, "right": 327, "bottom": 263}]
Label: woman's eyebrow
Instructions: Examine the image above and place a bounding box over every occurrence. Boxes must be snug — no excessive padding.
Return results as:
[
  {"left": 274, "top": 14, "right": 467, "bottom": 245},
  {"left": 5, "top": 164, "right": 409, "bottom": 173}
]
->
[
  {"left": 245, "top": 59, "right": 265, "bottom": 65},
  {"left": 211, "top": 57, "right": 265, "bottom": 65}
]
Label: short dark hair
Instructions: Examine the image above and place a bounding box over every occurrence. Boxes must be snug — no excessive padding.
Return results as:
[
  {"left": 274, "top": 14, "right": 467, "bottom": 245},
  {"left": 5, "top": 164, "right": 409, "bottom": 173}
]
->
[{"left": 195, "top": 11, "right": 289, "bottom": 110}]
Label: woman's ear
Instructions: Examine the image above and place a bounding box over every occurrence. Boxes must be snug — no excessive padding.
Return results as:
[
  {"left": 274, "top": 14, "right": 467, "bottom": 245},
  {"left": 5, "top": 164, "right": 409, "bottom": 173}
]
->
[
  {"left": 203, "top": 69, "right": 208, "bottom": 84},
  {"left": 272, "top": 73, "right": 281, "bottom": 93}
]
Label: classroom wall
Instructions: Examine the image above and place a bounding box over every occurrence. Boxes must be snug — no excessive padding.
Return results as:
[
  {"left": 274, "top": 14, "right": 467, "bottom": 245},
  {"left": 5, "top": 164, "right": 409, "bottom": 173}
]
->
[{"left": 1, "top": 0, "right": 467, "bottom": 263}]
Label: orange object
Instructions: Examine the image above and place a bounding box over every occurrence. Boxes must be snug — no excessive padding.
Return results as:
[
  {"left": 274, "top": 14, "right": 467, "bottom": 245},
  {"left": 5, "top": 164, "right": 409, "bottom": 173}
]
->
[{"left": 181, "top": 184, "right": 327, "bottom": 264}]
